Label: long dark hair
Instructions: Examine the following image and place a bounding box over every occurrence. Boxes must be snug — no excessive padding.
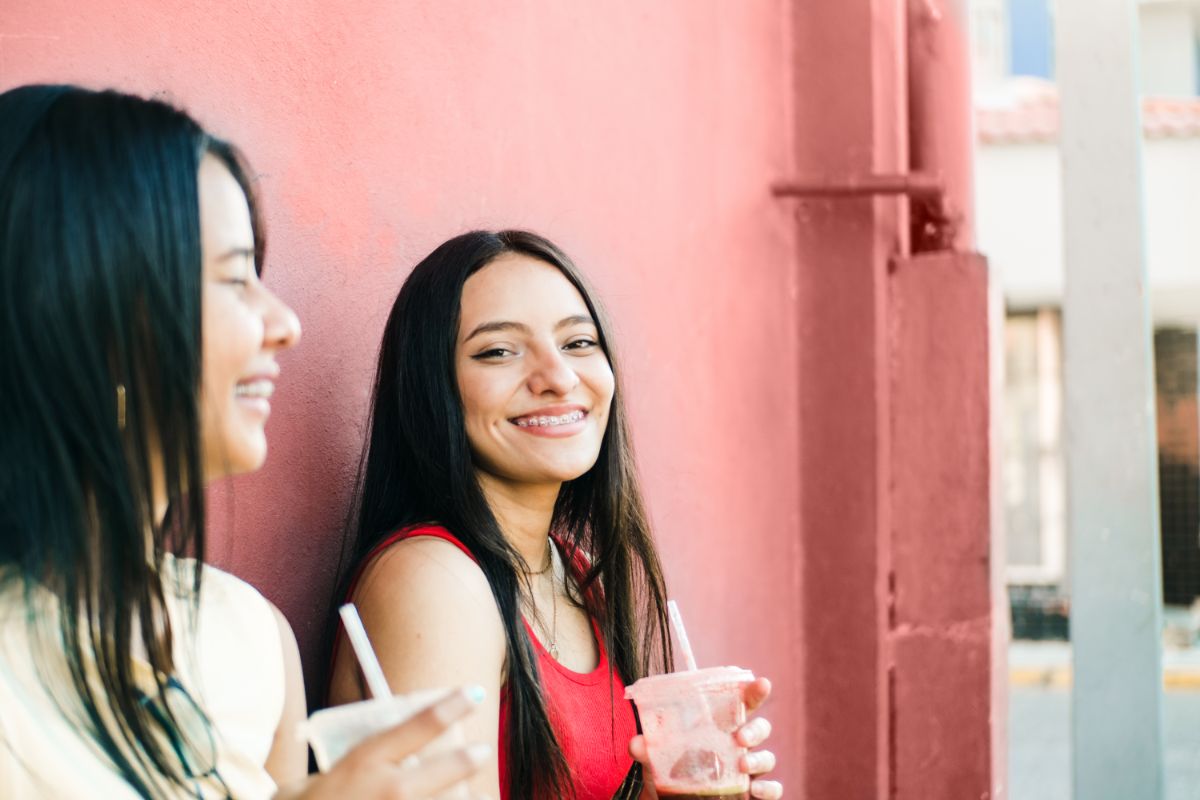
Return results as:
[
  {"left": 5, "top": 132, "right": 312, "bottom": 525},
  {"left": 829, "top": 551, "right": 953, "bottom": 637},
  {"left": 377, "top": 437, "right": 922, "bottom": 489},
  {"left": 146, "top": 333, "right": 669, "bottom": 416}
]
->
[
  {"left": 0, "top": 85, "right": 264, "bottom": 797},
  {"left": 349, "top": 230, "right": 672, "bottom": 797}
]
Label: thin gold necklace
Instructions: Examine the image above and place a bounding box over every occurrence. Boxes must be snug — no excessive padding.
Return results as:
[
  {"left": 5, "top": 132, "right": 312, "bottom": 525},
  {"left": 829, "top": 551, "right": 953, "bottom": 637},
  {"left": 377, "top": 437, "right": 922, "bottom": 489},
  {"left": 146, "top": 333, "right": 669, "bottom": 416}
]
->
[
  {"left": 525, "top": 538, "right": 560, "bottom": 660},
  {"left": 546, "top": 559, "right": 560, "bottom": 660},
  {"left": 523, "top": 539, "right": 553, "bottom": 577}
]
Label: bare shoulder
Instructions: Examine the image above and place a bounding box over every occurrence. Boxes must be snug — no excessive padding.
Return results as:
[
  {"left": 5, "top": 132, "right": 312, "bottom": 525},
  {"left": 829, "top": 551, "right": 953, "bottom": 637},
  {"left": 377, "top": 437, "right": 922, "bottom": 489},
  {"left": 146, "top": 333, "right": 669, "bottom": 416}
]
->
[
  {"left": 325, "top": 536, "right": 508, "bottom": 796},
  {"left": 265, "top": 600, "right": 301, "bottom": 679},
  {"left": 348, "top": 536, "right": 505, "bottom": 691},
  {"left": 355, "top": 535, "right": 496, "bottom": 615}
]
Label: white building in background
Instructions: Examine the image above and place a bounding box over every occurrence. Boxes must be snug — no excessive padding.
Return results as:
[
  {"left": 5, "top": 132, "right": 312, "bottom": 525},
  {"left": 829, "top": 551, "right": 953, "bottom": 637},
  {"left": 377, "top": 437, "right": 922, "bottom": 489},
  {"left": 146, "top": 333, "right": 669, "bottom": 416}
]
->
[
  {"left": 977, "top": 83, "right": 1200, "bottom": 328},
  {"left": 973, "top": 0, "right": 1200, "bottom": 604}
]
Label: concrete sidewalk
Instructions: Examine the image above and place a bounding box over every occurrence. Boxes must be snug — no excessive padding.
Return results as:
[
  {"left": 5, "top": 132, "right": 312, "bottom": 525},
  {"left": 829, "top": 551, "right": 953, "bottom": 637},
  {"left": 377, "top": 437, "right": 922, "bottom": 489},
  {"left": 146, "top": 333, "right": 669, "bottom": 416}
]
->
[
  {"left": 1009, "top": 683, "right": 1200, "bottom": 799},
  {"left": 1010, "top": 640, "right": 1200, "bottom": 689}
]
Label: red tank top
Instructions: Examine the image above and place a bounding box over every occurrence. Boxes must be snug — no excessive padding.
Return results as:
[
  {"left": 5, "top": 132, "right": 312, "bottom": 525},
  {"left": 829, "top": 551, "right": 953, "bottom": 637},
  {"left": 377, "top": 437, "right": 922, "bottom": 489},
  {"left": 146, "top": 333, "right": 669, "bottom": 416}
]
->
[{"left": 336, "top": 525, "right": 638, "bottom": 800}]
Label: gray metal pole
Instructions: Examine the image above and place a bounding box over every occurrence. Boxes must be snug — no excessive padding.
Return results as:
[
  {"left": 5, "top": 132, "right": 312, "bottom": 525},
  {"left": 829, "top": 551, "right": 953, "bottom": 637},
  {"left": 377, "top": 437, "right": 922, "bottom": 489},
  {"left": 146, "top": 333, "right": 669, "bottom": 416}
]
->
[{"left": 1056, "top": 2, "right": 1165, "bottom": 798}]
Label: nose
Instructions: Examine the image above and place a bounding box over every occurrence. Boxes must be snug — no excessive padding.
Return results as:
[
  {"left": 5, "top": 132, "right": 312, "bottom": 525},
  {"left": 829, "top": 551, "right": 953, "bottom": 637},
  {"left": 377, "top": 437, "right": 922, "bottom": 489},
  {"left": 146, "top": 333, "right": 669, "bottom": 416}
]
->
[
  {"left": 262, "top": 286, "right": 302, "bottom": 351},
  {"left": 527, "top": 343, "right": 578, "bottom": 396}
]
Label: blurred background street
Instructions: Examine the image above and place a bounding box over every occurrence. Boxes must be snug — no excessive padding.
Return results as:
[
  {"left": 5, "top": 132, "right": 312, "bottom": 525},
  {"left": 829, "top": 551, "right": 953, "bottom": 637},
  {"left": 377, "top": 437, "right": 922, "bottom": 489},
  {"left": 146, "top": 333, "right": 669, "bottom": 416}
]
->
[
  {"left": 1010, "top": 685, "right": 1200, "bottom": 800},
  {"left": 1009, "top": 641, "right": 1200, "bottom": 798},
  {"left": 975, "top": 0, "right": 1200, "bottom": 795}
]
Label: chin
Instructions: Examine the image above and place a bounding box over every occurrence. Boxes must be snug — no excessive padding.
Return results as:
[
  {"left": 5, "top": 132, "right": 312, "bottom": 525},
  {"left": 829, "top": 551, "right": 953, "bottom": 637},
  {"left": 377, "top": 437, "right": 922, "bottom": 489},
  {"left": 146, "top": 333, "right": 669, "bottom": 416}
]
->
[
  {"left": 543, "top": 458, "right": 601, "bottom": 484},
  {"left": 217, "top": 433, "right": 268, "bottom": 477},
  {"left": 236, "top": 451, "right": 268, "bottom": 475}
]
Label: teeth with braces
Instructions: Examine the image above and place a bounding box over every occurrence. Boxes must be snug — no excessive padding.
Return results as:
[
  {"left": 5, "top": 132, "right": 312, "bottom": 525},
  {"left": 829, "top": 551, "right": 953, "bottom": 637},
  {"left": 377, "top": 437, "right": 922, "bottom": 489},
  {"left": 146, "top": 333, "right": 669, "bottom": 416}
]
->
[
  {"left": 234, "top": 380, "right": 275, "bottom": 399},
  {"left": 515, "top": 410, "right": 585, "bottom": 428}
]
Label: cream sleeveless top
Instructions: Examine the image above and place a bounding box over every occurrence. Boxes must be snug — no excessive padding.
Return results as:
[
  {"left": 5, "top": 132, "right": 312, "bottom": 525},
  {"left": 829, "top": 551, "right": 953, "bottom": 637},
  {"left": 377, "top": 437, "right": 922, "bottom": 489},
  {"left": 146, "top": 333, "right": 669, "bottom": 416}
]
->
[{"left": 0, "top": 557, "right": 285, "bottom": 799}]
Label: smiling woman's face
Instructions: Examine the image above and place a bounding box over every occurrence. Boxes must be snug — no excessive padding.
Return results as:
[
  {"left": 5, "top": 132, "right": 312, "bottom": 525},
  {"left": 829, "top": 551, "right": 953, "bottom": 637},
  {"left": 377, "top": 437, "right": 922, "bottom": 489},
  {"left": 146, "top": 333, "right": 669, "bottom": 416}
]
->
[
  {"left": 455, "top": 253, "right": 614, "bottom": 490},
  {"left": 197, "top": 154, "right": 301, "bottom": 480}
]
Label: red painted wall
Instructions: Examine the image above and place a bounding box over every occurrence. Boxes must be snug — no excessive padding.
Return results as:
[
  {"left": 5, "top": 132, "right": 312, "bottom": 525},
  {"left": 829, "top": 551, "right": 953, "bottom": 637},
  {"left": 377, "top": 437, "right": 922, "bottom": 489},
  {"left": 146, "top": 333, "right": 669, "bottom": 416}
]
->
[
  {"left": 789, "top": 2, "right": 996, "bottom": 798},
  {"left": 790, "top": 1, "right": 907, "bottom": 794},
  {"left": 5, "top": 2, "right": 1000, "bottom": 793},
  {"left": 2, "top": 0, "right": 801, "bottom": 786},
  {"left": 890, "top": 252, "right": 993, "bottom": 798}
]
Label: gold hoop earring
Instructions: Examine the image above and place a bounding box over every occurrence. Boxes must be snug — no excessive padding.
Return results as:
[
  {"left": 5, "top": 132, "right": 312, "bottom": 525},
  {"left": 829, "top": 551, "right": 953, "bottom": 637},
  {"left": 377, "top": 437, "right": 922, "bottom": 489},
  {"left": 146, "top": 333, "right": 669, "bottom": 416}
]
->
[{"left": 116, "top": 384, "right": 127, "bottom": 430}]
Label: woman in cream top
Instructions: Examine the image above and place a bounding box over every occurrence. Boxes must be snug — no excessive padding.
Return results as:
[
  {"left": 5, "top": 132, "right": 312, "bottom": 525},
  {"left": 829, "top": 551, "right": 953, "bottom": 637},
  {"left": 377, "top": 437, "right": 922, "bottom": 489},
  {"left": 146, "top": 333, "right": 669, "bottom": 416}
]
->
[
  {"left": 0, "top": 557, "right": 283, "bottom": 799},
  {"left": 0, "top": 84, "right": 488, "bottom": 799}
]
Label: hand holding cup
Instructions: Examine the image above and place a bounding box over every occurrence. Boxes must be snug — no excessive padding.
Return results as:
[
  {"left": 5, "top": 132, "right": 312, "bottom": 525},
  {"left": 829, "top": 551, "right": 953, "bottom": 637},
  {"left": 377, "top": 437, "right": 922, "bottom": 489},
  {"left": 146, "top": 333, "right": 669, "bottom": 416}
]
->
[
  {"left": 276, "top": 686, "right": 491, "bottom": 800},
  {"left": 628, "top": 676, "right": 781, "bottom": 800}
]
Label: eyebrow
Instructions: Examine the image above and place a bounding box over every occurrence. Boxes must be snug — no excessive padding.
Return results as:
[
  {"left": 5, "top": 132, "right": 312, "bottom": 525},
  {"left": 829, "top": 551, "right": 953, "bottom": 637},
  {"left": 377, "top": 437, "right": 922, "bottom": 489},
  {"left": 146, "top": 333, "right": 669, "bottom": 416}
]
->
[{"left": 463, "top": 314, "right": 596, "bottom": 343}]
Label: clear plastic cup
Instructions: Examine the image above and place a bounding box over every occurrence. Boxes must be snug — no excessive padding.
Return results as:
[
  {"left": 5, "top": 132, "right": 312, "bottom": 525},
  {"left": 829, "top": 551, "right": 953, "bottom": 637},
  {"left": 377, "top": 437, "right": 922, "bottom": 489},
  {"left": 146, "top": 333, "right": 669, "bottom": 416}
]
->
[
  {"left": 298, "top": 689, "right": 467, "bottom": 796},
  {"left": 625, "top": 666, "right": 755, "bottom": 799}
]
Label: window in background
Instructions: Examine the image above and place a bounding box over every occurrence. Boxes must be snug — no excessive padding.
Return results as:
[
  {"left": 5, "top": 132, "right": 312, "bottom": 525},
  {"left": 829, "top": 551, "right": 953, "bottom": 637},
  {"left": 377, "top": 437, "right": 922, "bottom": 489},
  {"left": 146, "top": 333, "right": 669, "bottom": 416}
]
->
[
  {"left": 1004, "top": 309, "right": 1069, "bottom": 639},
  {"left": 1008, "top": 0, "right": 1054, "bottom": 79},
  {"left": 1155, "top": 328, "right": 1200, "bottom": 610}
]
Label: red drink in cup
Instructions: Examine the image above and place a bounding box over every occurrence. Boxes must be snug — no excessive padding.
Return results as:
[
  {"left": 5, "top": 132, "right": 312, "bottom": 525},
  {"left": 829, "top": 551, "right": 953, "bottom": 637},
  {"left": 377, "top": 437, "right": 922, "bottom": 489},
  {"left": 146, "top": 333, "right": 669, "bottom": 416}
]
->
[{"left": 625, "top": 666, "right": 755, "bottom": 799}]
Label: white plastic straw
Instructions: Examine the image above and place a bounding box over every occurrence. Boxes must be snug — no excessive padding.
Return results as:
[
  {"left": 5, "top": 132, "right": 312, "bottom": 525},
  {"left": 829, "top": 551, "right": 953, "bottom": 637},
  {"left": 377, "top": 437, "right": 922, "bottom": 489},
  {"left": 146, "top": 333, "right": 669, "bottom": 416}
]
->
[
  {"left": 338, "top": 603, "right": 392, "bottom": 700},
  {"left": 667, "top": 599, "right": 699, "bottom": 672}
]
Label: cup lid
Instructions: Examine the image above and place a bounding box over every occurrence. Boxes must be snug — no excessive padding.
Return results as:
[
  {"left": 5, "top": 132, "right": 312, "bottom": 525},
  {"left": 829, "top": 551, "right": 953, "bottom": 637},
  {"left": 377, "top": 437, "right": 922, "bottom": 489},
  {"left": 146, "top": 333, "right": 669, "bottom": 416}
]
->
[{"left": 624, "top": 666, "right": 754, "bottom": 700}]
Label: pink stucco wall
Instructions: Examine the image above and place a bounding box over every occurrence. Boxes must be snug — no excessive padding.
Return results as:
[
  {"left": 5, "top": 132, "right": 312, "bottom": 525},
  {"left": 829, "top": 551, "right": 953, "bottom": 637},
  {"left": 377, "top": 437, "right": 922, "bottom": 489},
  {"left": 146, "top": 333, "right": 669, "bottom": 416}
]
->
[
  {"left": 789, "top": 2, "right": 996, "bottom": 798},
  {"left": 4, "top": 2, "right": 1001, "bottom": 793},
  {"left": 2, "top": 0, "right": 802, "bottom": 786},
  {"left": 890, "top": 251, "right": 993, "bottom": 798}
]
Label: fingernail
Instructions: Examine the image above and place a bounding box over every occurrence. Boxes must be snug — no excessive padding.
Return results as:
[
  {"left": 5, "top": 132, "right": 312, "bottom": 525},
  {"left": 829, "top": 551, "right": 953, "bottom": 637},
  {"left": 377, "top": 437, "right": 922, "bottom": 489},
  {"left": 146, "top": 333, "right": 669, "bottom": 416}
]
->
[
  {"left": 750, "top": 780, "right": 781, "bottom": 799},
  {"left": 465, "top": 743, "right": 493, "bottom": 765},
  {"left": 434, "top": 687, "right": 485, "bottom": 725}
]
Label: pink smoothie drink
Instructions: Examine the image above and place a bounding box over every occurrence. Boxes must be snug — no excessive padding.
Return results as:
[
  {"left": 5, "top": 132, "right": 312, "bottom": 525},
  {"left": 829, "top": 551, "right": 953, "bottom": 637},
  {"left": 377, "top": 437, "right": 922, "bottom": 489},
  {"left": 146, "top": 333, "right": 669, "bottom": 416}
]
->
[{"left": 624, "top": 666, "right": 755, "bottom": 798}]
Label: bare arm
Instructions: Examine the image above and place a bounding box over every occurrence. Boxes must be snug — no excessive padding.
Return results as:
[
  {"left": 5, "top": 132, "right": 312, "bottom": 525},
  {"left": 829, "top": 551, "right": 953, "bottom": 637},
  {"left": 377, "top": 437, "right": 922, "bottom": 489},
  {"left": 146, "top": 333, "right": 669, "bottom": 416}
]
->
[
  {"left": 263, "top": 603, "right": 309, "bottom": 791},
  {"left": 329, "top": 537, "right": 507, "bottom": 799},
  {"left": 265, "top": 585, "right": 495, "bottom": 800}
]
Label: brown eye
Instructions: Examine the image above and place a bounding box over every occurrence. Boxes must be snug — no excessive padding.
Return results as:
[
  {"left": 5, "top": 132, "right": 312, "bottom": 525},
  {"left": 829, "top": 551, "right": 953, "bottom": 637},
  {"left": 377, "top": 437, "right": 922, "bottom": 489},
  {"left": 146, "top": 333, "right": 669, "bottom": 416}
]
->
[{"left": 472, "top": 347, "right": 515, "bottom": 360}]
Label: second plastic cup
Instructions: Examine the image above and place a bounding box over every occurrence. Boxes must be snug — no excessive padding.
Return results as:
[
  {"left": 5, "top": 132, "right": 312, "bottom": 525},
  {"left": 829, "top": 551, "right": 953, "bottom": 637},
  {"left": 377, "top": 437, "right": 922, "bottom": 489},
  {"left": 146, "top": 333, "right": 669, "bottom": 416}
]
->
[
  {"left": 625, "top": 666, "right": 755, "bottom": 799},
  {"left": 299, "top": 689, "right": 467, "bottom": 796}
]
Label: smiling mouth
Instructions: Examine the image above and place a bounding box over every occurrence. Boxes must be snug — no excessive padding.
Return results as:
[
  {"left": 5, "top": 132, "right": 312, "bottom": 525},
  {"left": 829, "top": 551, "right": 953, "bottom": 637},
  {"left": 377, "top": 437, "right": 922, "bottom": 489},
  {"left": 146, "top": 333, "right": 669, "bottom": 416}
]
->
[
  {"left": 512, "top": 410, "right": 586, "bottom": 428},
  {"left": 234, "top": 379, "right": 275, "bottom": 399}
]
